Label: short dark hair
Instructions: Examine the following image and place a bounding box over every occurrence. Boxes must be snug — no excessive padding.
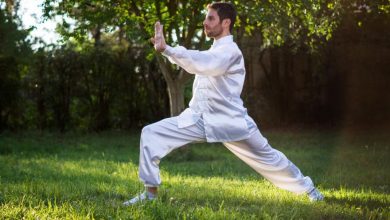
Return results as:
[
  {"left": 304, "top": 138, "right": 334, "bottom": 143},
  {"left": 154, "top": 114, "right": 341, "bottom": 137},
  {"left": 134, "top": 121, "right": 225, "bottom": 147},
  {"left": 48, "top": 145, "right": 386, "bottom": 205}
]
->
[{"left": 207, "top": 2, "right": 236, "bottom": 32}]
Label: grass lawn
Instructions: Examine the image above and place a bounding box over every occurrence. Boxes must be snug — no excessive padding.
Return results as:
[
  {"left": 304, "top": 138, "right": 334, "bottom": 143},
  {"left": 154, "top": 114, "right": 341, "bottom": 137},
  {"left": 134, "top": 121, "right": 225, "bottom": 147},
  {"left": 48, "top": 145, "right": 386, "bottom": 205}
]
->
[{"left": 0, "top": 130, "right": 389, "bottom": 219}]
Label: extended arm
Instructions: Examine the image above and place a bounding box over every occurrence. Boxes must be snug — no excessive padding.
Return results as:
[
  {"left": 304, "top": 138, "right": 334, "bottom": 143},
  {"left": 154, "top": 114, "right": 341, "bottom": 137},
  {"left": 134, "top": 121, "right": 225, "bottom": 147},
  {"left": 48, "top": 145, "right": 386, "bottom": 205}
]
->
[
  {"left": 162, "top": 46, "right": 237, "bottom": 76},
  {"left": 151, "top": 22, "right": 239, "bottom": 76}
]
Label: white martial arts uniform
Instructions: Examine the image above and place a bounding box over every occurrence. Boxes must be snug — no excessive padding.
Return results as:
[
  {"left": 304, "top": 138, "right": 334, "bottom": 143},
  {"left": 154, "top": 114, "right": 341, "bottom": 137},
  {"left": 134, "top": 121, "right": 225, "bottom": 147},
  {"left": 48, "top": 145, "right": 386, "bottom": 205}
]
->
[{"left": 139, "top": 35, "right": 314, "bottom": 194}]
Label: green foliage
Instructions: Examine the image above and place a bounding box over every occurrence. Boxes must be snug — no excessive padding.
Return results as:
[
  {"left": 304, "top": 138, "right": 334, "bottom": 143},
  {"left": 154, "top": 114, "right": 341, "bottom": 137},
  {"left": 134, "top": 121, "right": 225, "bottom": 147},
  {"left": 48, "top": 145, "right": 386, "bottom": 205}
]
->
[
  {"left": 42, "top": 0, "right": 205, "bottom": 47},
  {"left": 0, "top": 13, "right": 30, "bottom": 57},
  {"left": 41, "top": 0, "right": 346, "bottom": 51},
  {"left": 233, "top": 0, "right": 344, "bottom": 51},
  {"left": 0, "top": 7, "right": 32, "bottom": 130},
  {"left": 232, "top": 0, "right": 388, "bottom": 51},
  {"left": 0, "top": 131, "right": 389, "bottom": 219},
  {"left": 24, "top": 42, "right": 168, "bottom": 131},
  {"left": 0, "top": 56, "right": 21, "bottom": 130},
  {"left": 1, "top": 0, "right": 389, "bottom": 130}
]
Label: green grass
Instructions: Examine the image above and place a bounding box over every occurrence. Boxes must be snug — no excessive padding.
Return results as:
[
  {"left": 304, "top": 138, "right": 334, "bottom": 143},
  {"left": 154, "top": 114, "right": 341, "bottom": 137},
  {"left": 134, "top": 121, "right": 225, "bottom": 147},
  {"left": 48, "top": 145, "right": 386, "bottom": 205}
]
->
[{"left": 0, "top": 130, "right": 389, "bottom": 219}]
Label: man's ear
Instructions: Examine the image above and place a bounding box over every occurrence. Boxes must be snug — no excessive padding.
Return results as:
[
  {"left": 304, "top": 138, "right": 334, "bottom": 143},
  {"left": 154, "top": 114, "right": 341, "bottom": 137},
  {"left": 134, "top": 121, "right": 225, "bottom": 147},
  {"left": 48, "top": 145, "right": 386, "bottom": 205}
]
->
[{"left": 222, "top": 19, "right": 231, "bottom": 29}]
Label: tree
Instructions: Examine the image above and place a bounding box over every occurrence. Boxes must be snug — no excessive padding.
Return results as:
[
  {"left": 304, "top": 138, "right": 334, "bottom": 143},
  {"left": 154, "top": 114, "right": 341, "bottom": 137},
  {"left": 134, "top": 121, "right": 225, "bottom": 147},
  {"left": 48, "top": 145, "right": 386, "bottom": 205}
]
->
[
  {"left": 0, "top": 1, "right": 32, "bottom": 130},
  {"left": 43, "top": 0, "right": 210, "bottom": 116},
  {"left": 42, "top": 0, "right": 349, "bottom": 117},
  {"left": 121, "top": 0, "right": 210, "bottom": 116}
]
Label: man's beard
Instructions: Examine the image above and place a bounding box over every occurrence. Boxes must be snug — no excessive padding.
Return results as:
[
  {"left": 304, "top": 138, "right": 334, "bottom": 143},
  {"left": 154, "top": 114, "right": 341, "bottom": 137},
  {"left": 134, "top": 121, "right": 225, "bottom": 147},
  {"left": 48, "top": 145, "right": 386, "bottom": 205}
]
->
[{"left": 204, "top": 25, "right": 223, "bottom": 38}]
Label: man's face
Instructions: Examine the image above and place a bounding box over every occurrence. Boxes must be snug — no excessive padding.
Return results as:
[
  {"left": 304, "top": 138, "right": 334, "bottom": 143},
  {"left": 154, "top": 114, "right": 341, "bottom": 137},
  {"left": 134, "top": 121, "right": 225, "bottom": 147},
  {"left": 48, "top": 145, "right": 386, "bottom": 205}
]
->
[{"left": 203, "top": 8, "right": 223, "bottom": 38}]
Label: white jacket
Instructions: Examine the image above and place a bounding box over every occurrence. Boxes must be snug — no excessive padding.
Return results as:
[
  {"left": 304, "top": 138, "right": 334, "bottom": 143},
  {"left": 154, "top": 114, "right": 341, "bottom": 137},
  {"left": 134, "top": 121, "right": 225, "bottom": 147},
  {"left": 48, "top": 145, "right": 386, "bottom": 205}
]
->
[{"left": 162, "top": 35, "right": 256, "bottom": 142}]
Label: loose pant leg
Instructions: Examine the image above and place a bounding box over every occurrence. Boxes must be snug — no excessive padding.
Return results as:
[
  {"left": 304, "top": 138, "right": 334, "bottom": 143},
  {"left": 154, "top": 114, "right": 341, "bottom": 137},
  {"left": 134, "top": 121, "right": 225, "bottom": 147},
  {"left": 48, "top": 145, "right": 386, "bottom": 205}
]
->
[
  {"left": 139, "top": 116, "right": 206, "bottom": 187},
  {"left": 223, "top": 129, "right": 314, "bottom": 194}
]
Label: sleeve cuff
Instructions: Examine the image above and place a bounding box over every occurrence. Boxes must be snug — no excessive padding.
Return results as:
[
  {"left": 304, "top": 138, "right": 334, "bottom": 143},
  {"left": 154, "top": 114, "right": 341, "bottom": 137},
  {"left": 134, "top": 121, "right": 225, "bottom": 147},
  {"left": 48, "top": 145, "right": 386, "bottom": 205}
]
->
[{"left": 162, "top": 45, "right": 174, "bottom": 57}]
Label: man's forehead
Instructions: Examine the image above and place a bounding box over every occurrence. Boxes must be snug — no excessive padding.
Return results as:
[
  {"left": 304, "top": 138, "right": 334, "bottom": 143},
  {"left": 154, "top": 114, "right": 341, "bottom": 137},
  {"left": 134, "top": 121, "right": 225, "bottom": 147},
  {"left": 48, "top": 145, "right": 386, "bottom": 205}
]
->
[{"left": 206, "top": 8, "right": 219, "bottom": 18}]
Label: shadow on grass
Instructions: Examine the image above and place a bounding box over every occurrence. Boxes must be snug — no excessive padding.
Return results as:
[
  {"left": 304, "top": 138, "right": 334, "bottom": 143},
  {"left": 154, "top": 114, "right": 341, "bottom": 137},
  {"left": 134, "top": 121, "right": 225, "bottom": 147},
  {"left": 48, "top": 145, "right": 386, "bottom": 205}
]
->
[
  {"left": 0, "top": 129, "right": 389, "bottom": 218},
  {"left": 160, "top": 132, "right": 389, "bottom": 195},
  {"left": 126, "top": 181, "right": 382, "bottom": 219},
  {"left": 0, "top": 155, "right": 143, "bottom": 203},
  {"left": 3, "top": 135, "right": 388, "bottom": 195},
  {"left": 324, "top": 195, "right": 389, "bottom": 211},
  {"left": 1, "top": 150, "right": 388, "bottom": 219}
]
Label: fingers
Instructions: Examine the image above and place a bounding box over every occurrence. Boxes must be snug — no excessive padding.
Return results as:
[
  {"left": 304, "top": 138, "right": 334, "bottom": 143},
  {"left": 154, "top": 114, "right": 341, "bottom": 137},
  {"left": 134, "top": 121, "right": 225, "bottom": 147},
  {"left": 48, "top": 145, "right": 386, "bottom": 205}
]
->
[
  {"left": 150, "top": 37, "right": 155, "bottom": 45},
  {"left": 155, "top": 21, "right": 160, "bottom": 35},
  {"left": 154, "top": 21, "right": 163, "bottom": 38}
]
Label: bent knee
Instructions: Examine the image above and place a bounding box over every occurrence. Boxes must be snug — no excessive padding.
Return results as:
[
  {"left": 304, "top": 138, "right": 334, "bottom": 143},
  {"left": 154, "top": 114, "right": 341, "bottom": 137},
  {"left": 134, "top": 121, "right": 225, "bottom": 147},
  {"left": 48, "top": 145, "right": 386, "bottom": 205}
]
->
[
  {"left": 140, "top": 124, "right": 160, "bottom": 151},
  {"left": 141, "top": 124, "right": 155, "bottom": 139}
]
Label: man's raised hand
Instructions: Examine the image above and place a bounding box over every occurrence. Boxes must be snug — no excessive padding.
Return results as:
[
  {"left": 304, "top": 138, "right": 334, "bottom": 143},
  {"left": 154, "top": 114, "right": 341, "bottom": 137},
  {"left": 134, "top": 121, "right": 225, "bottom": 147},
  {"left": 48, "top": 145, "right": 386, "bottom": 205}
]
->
[{"left": 152, "top": 21, "right": 166, "bottom": 53}]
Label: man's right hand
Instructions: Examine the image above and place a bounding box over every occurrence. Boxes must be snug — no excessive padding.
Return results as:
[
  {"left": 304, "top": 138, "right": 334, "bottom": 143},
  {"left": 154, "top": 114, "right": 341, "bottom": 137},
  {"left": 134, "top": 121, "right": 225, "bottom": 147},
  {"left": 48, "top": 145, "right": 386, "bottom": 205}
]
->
[{"left": 151, "top": 21, "right": 167, "bottom": 53}]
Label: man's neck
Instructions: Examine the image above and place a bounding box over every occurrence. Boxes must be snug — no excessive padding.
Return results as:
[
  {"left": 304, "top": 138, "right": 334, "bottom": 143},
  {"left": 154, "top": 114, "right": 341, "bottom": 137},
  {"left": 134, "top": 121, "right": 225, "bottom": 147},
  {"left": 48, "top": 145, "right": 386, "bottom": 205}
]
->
[{"left": 214, "top": 31, "right": 231, "bottom": 40}]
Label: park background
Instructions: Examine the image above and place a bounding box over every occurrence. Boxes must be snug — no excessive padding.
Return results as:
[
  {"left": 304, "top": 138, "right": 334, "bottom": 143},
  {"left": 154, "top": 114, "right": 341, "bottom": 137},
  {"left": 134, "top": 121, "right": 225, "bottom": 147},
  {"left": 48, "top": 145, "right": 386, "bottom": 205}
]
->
[{"left": 1, "top": 0, "right": 389, "bottom": 219}]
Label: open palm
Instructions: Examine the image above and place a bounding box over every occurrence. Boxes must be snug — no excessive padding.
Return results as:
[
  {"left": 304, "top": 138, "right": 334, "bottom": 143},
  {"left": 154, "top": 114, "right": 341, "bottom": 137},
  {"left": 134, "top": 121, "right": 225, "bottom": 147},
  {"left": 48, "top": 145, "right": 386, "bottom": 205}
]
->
[{"left": 153, "top": 21, "right": 166, "bottom": 52}]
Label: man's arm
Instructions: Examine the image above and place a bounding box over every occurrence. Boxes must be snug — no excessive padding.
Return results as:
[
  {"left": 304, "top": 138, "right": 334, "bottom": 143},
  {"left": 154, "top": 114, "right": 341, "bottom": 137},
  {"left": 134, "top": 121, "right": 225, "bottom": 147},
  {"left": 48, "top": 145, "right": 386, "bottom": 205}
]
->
[
  {"left": 151, "top": 22, "right": 240, "bottom": 76},
  {"left": 163, "top": 46, "right": 239, "bottom": 76}
]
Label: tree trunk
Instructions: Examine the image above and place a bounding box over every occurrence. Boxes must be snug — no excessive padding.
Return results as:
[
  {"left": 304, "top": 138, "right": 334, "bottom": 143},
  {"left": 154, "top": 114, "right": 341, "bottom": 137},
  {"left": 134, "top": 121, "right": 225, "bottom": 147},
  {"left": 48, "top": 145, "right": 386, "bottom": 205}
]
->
[
  {"left": 166, "top": 80, "right": 185, "bottom": 116},
  {"left": 156, "top": 55, "right": 192, "bottom": 117}
]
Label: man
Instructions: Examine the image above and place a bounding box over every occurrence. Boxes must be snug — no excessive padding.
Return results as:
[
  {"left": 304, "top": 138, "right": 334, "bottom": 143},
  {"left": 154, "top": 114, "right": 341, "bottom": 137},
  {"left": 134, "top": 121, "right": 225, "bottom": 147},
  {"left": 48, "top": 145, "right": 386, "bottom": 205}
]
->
[{"left": 123, "top": 2, "right": 324, "bottom": 205}]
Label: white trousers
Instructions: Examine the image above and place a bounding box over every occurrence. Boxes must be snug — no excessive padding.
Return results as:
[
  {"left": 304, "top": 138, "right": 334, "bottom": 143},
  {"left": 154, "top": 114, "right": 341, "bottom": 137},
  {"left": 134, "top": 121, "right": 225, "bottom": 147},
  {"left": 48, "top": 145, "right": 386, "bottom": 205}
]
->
[{"left": 139, "top": 116, "right": 314, "bottom": 194}]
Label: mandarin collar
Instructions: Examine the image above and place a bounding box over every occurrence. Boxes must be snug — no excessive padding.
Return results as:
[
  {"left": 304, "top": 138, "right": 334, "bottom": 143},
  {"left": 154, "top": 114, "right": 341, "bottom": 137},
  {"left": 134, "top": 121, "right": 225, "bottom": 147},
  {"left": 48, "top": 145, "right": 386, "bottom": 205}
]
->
[{"left": 212, "top": 35, "right": 233, "bottom": 48}]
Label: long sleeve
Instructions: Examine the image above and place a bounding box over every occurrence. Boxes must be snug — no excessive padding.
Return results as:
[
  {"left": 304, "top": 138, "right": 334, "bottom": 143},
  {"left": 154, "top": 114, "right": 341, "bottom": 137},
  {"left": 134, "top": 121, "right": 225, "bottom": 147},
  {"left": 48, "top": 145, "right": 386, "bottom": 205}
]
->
[{"left": 162, "top": 44, "right": 240, "bottom": 76}]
